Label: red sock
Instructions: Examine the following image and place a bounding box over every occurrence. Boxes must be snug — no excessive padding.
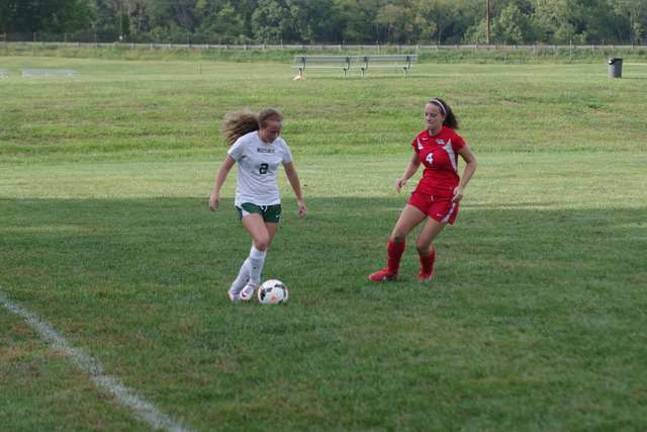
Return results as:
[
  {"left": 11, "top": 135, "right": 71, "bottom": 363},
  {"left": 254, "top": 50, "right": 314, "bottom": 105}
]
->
[
  {"left": 387, "top": 240, "right": 405, "bottom": 274},
  {"left": 419, "top": 247, "right": 436, "bottom": 275}
]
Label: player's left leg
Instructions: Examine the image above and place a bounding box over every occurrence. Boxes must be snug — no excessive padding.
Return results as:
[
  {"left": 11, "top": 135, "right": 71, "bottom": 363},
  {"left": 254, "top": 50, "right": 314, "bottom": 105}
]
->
[{"left": 415, "top": 218, "right": 445, "bottom": 281}]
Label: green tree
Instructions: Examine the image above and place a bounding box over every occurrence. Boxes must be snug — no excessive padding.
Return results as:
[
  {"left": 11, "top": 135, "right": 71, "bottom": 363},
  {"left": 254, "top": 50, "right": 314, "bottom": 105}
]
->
[
  {"left": 493, "top": 3, "right": 533, "bottom": 43},
  {"left": 376, "top": 0, "right": 415, "bottom": 43},
  {"left": 612, "top": 0, "right": 647, "bottom": 44},
  {"left": 413, "top": 0, "right": 466, "bottom": 44},
  {"left": 334, "top": 0, "right": 381, "bottom": 44},
  {"left": 287, "top": 0, "right": 342, "bottom": 43},
  {"left": 1, "top": 0, "right": 93, "bottom": 34},
  {"left": 196, "top": 1, "right": 247, "bottom": 43},
  {"left": 251, "top": 0, "right": 295, "bottom": 43}
]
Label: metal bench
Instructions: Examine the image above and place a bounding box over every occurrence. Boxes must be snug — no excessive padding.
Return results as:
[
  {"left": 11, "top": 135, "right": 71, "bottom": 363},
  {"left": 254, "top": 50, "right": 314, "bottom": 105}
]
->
[
  {"left": 294, "top": 55, "right": 352, "bottom": 78},
  {"left": 356, "top": 55, "right": 417, "bottom": 77},
  {"left": 293, "top": 54, "right": 416, "bottom": 78}
]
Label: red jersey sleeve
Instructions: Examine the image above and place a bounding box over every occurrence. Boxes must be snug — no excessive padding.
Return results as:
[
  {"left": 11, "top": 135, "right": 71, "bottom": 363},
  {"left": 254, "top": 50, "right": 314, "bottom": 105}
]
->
[
  {"left": 410, "top": 136, "right": 419, "bottom": 153},
  {"left": 451, "top": 132, "right": 466, "bottom": 152}
]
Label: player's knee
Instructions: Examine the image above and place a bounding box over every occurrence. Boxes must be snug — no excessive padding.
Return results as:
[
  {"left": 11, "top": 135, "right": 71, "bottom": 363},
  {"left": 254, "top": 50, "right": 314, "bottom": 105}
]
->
[
  {"left": 389, "top": 230, "right": 407, "bottom": 243},
  {"left": 254, "top": 236, "right": 270, "bottom": 251},
  {"left": 416, "top": 240, "right": 431, "bottom": 254}
]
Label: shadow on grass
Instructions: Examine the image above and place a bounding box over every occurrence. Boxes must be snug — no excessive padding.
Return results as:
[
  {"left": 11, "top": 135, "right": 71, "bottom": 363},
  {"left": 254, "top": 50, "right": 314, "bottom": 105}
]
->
[{"left": 1, "top": 196, "right": 645, "bottom": 294}]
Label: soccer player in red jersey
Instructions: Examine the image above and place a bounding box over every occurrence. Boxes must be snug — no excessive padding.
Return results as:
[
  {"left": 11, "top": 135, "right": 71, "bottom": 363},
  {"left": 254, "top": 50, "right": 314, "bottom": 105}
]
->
[{"left": 368, "top": 98, "right": 477, "bottom": 282}]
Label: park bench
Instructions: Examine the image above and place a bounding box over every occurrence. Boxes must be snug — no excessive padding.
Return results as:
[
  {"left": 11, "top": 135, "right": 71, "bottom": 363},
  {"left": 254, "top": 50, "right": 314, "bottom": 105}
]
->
[
  {"left": 294, "top": 55, "right": 352, "bottom": 78},
  {"left": 293, "top": 54, "right": 416, "bottom": 77},
  {"left": 356, "top": 54, "right": 417, "bottom": 77}
]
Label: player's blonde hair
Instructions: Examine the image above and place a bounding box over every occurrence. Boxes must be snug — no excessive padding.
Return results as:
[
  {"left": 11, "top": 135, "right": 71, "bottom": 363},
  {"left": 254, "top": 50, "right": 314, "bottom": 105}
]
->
[{"left": 221, "top": 108, "right": 283, "bottom": 146}]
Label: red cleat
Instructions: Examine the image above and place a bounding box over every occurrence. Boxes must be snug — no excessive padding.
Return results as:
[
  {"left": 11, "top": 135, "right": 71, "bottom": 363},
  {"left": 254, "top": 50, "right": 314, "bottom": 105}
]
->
[
  {"left": 418, "top": 249, "right": 435, "bottom": 282},
  {"left": 368, "top": 268, "right": 397, "bottom": 282},
  {"left": 417, "top": 269, "right": 434, "bottom": 282}
]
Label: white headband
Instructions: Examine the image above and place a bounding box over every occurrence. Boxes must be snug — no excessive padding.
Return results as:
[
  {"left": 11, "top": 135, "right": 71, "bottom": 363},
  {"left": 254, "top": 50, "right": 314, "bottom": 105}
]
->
[{"left": 430, "top": 99, "right": 446, "bottom": 115}]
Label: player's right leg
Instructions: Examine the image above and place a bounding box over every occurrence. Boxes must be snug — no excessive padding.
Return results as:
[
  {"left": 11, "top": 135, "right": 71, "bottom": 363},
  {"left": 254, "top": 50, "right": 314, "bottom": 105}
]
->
[
  {"left": 368, "top": 204, "right": 426, "bottom": 282},
  {"left": 228, "top": 256, "right": 251, "bottom": 302},
  {"left": 237, "top": 211, "right": 272, "bottom": 301},
  {"left": 228, "top": 204, "right": 270, "bottom": 302}
]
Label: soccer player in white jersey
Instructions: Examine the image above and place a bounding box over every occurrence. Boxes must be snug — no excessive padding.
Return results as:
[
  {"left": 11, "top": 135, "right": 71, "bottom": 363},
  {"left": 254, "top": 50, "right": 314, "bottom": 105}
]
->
[{"left": 209, "top": 108, "right": 307, "bottom": 302}]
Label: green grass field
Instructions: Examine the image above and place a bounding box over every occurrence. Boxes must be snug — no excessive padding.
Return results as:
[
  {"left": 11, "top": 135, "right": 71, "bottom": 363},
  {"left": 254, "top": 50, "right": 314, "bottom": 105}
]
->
[{"left": 1, "top": 55, "right": 647, "bottom": 431}]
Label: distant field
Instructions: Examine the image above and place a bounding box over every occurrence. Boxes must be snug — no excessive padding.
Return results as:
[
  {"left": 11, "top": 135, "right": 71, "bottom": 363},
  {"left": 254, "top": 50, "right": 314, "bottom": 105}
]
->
[{"left": 1, "top": 56, "right": 646, "bottom": 431}]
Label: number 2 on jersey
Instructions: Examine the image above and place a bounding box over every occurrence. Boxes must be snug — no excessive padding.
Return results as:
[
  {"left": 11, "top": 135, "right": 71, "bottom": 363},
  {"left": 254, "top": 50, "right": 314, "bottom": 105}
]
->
[{"left": 259, "top": 163, "right": 269, "bottom": 174}]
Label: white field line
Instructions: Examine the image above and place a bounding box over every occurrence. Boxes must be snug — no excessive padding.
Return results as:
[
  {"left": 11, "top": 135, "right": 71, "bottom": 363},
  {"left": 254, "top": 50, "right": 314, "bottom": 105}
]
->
[{"left": 0, "top": 291, "right": 194, "bottom": 432}]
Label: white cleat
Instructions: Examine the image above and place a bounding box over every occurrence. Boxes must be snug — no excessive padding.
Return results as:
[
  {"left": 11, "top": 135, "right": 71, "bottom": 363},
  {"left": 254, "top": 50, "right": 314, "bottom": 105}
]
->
[
  {"left": 239, "top": 283, "right": 257, "bottom": 302},
  {"left": 228, "top": 290, "right": 241, "bottom": 303},
  {"left": 228, "top": 275, "right": 249, "bottom": 303}
]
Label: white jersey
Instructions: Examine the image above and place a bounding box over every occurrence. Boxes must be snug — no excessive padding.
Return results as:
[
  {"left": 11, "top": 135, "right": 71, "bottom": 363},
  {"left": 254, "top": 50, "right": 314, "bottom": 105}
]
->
[{"left": 227, "top": 131, "right": 293, "bottom": 206}]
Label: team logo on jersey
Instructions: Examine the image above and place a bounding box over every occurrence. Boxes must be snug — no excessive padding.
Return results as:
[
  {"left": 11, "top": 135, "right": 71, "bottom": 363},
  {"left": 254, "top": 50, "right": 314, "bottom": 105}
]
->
[
  {"left": 256, "top": 147, "right": 275, "bottom": 153},
  {"left": 435, "top": 139, "right": 445, "bottom": 145}
]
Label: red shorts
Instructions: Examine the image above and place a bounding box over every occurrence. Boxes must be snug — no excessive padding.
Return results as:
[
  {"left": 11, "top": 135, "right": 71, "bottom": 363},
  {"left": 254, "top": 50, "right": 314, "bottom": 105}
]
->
[{"left": 408, "top": 190, "right": 459, "bottom": 224}]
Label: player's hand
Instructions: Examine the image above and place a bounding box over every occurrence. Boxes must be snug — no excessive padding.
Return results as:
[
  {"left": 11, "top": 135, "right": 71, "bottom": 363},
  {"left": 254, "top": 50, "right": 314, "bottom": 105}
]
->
[
  {"left": 395, "top": 177, "right": 407, "bottom": 193},
  {"left": 297, "top": 199, "right": 307, "bottom": 218},
  {"left": 452, "top": 186, "right": 464, "bottom": 203},
  {"left": 208, "top": 192, "right": 220, "bottom": 211}
]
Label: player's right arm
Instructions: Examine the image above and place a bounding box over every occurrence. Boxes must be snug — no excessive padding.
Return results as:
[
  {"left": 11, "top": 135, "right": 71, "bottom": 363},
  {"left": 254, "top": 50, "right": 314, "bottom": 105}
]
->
[
  {"left": 209, "top": 155, "right": 236, "bottom": 211},
  {"left": 395, "top": 152, "right": 421, "bottom": 193}
]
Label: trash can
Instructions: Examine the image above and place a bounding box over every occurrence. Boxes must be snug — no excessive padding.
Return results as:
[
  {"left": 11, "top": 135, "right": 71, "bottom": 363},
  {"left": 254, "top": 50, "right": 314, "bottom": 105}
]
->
[{"left": 608, "top": 57, "right": 623, "bottom": 78}]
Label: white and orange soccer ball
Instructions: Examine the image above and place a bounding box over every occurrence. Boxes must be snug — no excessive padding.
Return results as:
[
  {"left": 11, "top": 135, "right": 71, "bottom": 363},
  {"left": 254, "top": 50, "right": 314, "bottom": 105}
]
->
[{"left": 257, "top": 279, "right": 289, "bottom": 304}]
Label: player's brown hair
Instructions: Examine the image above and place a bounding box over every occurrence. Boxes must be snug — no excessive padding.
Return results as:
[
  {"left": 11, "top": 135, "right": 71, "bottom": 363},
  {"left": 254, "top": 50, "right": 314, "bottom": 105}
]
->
[
  {"left": 429, "top": 98, "right": 459, "bottom": 130},
  {"left": 221, "top": 108, "right": 283, "bottom": 146},
  {"left": 258, "top": 108, "right": 283, "bottom": 127}
]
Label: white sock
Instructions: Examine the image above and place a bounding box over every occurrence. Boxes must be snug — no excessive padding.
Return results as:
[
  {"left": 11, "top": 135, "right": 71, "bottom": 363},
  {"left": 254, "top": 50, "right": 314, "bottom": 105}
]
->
[
  {"left": 230, "top": 258, "right": 250, "bottom": 293},
  {"left": 248, "top": 245, "right": 267, "bottom": 286}
]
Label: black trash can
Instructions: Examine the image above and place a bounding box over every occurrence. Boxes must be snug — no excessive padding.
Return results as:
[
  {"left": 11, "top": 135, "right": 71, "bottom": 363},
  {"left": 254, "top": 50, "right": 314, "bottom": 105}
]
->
[{"left": 608, "top": 57, "right": 623, "bottom": 78}]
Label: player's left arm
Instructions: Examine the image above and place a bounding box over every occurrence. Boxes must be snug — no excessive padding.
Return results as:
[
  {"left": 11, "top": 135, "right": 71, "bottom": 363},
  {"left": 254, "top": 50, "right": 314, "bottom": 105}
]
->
[
  {"left": 284, "top": 161, "right": 307, "bottom": 217},
  {"left": 453, "top": 144, "right": 477, "bottom": 203}
]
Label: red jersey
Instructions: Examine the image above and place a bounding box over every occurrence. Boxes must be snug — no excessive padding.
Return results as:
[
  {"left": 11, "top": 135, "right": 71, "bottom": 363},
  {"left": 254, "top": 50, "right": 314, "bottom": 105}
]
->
[{"left": 411, "top": 126, "right": 466, "bottom": 196}]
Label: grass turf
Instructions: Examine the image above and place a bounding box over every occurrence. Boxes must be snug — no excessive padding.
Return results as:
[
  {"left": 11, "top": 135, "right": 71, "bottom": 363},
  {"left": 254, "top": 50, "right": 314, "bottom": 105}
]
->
[{"left": 1, "top": 56, "right": 646, "bottom": 431}]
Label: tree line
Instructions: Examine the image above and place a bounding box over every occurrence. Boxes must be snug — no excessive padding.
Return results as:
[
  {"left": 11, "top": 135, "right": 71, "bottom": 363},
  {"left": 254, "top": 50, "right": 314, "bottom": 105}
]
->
[{"left": 1, "top": 0, "right": 645, "bottom": 45}]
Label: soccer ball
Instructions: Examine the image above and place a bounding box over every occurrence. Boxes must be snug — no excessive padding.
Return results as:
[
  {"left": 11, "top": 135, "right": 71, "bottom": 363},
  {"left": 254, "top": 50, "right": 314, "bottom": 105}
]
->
[{"left": 257, "top": 279, "right": 289, "bottom": 304}]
